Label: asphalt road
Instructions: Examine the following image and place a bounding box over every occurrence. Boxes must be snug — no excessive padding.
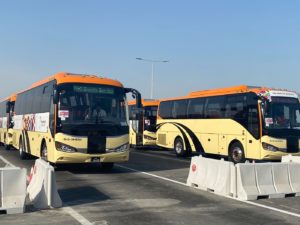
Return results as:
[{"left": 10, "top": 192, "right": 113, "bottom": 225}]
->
[{"left": 0, "top": 147, "right": 300, "bottom": 225}]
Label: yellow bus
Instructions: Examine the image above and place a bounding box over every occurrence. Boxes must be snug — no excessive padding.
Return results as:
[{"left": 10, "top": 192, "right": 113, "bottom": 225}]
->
[
  {"left": 156, "top": 85, "right": 300, "bottom": 163},
  {"left": 128, "top": 99, "right": 159, "bottom": 147},
  {"left": 11, "top": 72, "right": 141, "bottom": 169},
  {"left": 0, "top": 94, "right": 16, "bottom": 150}
]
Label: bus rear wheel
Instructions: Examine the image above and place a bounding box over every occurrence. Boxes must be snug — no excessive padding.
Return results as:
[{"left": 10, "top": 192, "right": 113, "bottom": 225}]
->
[
  {"left": 228, "top": 142, "right": 245, "bottom": 164},
  {"left": 19, "top": 138, "right": 27, "bottom": 160},
  {"left": 174, "top": 137, "right": 185, "bottom": 157},
  {"left": 41, "top": 142, "right": 48, "bottom": 161}
]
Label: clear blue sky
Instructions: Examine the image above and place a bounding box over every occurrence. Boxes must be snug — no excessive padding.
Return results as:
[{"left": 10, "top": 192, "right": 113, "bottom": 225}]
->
[{"left": 0, "top": 0, "right": 300, "bottom": 100}]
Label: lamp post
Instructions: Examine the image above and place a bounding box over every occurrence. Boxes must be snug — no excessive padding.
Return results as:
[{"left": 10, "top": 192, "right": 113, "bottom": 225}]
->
[{"left": 136, "top": 57, "right": 169, "bottom": 99}]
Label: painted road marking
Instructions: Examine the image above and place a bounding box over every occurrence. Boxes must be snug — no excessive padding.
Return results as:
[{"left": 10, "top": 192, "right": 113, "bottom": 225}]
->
[
  {"left": 0, "top": 155, "right": 17, "bottom": 167},
  {"left": 63, "top": 206, "right": 97, "bottom": 225},
  {"left": 117, "top": 164, "right": 300, "bottom": 219}
]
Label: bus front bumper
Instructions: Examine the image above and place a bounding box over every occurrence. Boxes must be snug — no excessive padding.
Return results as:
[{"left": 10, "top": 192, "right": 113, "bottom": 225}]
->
[
  {"left": 53, "top": 150, "right": 129, "bottom": 164},
  {"left": 261, "top": 150, "right": 300, "bottom": 161}
]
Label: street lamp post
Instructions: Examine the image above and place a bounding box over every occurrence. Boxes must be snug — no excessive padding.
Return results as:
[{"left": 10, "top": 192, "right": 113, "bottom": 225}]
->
[{"left": 136, "top": 57, "right": 168, "bottom": 99}]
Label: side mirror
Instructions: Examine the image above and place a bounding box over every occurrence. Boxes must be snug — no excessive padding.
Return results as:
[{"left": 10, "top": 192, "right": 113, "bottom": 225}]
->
[
  {"left": 6, "top": 102, "right": 10, "bottom": 113},
  {"left": 53, "top": 89, "right": 59, "bottom": 104}
]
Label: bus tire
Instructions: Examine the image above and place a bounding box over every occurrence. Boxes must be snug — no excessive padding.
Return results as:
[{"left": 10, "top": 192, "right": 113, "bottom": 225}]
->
[
  {"left": 4, "top": 144, "right": 11, "bottom": 150},
  {"left": 41, "top": 141, "right": 48, "bottom": 161},
  {"left": 19, "top": 137, "right": 27, "bottom": 160},
  {"left": 228, "top": 141, "right": 245, "bottom": 164},
  {"left": 101, "top": 162, "right": 114, "bottom": 171},
  {"left": 174, "top": 137, "right": 186, "bottom": 157}
]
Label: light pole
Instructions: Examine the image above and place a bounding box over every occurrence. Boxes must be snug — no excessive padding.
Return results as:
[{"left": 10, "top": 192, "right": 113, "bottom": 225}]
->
[{"left": 136, "top": 57, "right": 169, "bottom": 99}]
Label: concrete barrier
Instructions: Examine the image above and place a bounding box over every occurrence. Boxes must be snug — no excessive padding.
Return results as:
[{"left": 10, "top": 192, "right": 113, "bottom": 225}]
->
[
  {"left": 186, "top": 156, "right": 235, "bottom": 197},
  {"left": 0, "top": 167, "right": 27, "bottom": 214},
  {"left": 27, "top": 159, "right": 62, "bottom": 209},
  {"left": 236, "top": 162, "right": 300, "bottom": 200},
  {"left": 288, "top": 163, "right": 300, "bottom": 196},
  {"left": 282, "top": 155, "right": 300, "bottom": 163}
]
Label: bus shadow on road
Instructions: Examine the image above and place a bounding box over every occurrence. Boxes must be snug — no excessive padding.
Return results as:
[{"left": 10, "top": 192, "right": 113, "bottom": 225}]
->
[
  {"left": 58, "top": 186, "right": 110, "bottom": 207},
  {"left": 55, "top": 163, "right": 129, "bottom": 175}
]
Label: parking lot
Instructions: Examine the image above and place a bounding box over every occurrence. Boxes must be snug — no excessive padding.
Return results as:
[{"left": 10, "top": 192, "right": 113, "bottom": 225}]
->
[{"left": 1, "top": 147, "right": 300, "bottom": 225}]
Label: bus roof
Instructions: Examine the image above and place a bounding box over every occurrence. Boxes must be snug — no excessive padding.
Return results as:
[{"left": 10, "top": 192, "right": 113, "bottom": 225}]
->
[
  {"left": 159, "top": 85, "right": 298, "bottom": 102},
  {"left": 30, "top": 72, "right": 124, "bottom": 89},
  {"left": 128, "top": 98, "right": 159, "bottom": 107}
]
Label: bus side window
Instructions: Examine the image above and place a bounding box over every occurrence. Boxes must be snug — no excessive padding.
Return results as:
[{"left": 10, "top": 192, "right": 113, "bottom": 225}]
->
[
  {"left": 159, "top": 101, "right": 172, "bottom": 119},
  {"left": 173, "top": 100, "right": 188, "bottom": 119},
  {"left": 206, "top": 96, "right": 225, "bottom": 119},
  {"left": 187, "top": 98, "right": 204, "bottom": 119}
]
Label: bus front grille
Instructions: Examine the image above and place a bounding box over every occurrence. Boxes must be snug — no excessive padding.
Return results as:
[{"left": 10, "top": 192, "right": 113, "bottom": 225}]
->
[{"left": 88, "top": 135, "right": 106, "bottom": 154}]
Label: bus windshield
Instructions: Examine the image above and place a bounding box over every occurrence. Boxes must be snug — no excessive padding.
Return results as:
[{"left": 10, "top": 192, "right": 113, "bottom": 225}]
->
[
  {"left": 263, "top": 101, "right": 300, "bottom": 130},
  {"left": 58, "top": 84, "right": 128, "bottom": 126},
  {"left": 144, "top": 106, "right": 158, "bottom": 132}
]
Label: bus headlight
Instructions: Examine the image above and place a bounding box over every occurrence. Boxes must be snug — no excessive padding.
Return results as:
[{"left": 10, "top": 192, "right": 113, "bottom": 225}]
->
[
  {"left": 106, "top": 143, "right": 129, "bottom": 153},
  {"left": 262, "top": 142, "right": 279, "bottom": 152},
  {"left": 55, "top": 142, "right": 77, "bottom": 153}
]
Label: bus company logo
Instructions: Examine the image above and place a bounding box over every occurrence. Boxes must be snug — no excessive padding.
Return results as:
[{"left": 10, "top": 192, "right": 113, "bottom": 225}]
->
[
  {"left": 64, "top": 138, "right": 82, "bottom": 141},
  {"left": 22, "top": 114, "right": 35, "bottom": 131}
]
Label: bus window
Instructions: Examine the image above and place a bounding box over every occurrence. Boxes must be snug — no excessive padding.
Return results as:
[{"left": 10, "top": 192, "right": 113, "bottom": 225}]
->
[
  {"left": 206, "top": 96, "right": 225, "bottom": 118},
  {"left": 172, "top": 100, "right": 188, "bottom": 119},
  {"left": 159, "top": 101, "right": 173, "bottom": 119},
  {"left": 187, "top": 98, "right": 205, "bottom": 119}
]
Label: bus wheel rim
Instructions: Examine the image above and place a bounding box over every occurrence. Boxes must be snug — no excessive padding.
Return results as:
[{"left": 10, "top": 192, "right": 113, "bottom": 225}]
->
[
  {"left": 176, "top": 142, "right": 183, "bottom": 154},
  {"left": 232, "top": 147, "right": 242, "bottom": 162},
  {"left": 42, "top": 145, "right": 47, "bottom": 159}
]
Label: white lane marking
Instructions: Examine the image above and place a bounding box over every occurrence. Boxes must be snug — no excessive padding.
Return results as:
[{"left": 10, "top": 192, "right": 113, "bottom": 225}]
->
[
  {"left": 0, "top": 155, "right": 17, "bottom": 167},
  {"left": 117, "top": 164, "right": 187, "bottom": 186},
  {"left": 63, "top": 206, "right": 96, "bottom": 225},
  {"left": 117, "top": 164, "right": 300, "bottom": 219}
]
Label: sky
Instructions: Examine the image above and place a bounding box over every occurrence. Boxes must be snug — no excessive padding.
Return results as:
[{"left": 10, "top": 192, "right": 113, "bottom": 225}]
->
[{"left": 0, "top": 0, "right": 300, "bottom": 100}]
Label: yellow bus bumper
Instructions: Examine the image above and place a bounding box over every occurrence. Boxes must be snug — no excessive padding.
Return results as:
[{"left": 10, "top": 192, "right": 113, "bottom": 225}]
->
[
  {"left": 53, "top": 150, "right": 129, "bottom": 164},
  {"left": 261, "top": 150, "right": 300, "bottom": 161}
]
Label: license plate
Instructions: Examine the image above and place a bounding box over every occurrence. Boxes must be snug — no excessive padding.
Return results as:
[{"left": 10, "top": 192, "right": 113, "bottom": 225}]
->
[{"left": 91, "top": 157, "right": 100, "bottom": 162}]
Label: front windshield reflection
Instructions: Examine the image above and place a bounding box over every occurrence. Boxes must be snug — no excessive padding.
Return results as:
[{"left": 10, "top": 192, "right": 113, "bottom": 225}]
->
[
  {"left": 263, "top": 102, "right": 300, "bottom": 129},
  {"left": 58, "top": 84, "right": 127, "bottom": 126}
]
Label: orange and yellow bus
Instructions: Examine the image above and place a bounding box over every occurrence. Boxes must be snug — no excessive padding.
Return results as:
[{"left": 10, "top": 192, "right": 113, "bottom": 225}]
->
[
  {"left": 128, "top": 99, "right": 159, "bottom": 147},
  {"left": 156, "top": 85, "right": 300, "bottom": 163},
  {"left": 11, "top": 72, "right": 141, "bottom": 169},
  {"left": 0, "top": 94, "right": 16, "bottom": 150}
]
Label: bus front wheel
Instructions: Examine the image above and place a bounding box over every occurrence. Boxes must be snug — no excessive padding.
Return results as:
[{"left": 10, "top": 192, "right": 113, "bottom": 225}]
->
[
  {"left": 228, "top": 142, "right": 245, "bottom": 164},
  {"left": 174, "top": 137, "right": 185, "bottom": 157}
]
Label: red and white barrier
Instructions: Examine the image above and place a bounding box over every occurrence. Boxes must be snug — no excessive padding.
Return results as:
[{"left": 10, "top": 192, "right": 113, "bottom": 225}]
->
[{"left": 27, "top": 159, "right": 62, "bottom": 209}]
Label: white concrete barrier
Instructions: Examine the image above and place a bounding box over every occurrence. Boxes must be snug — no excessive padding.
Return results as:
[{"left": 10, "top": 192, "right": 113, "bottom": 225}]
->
[
  {"left": 236, "top": 163, "right": 260, "bottom": 200},
  {"left": 282, "top": 155, "right": 300, "bottom": 163},
  {"left": 0, "top": 167, "right": 27, "bottom": 214},
  {"left": 272, "top": 163, "right": 293, "bottom": 195},
  {"left": 288, "top": 163, "right": 300, "bottom": 196},
  {"left": 186, "top": 156, "right": 235, "bottom": 197},
  {"left": 27, "top": 159, "right": 62, "bottom": 209}
]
